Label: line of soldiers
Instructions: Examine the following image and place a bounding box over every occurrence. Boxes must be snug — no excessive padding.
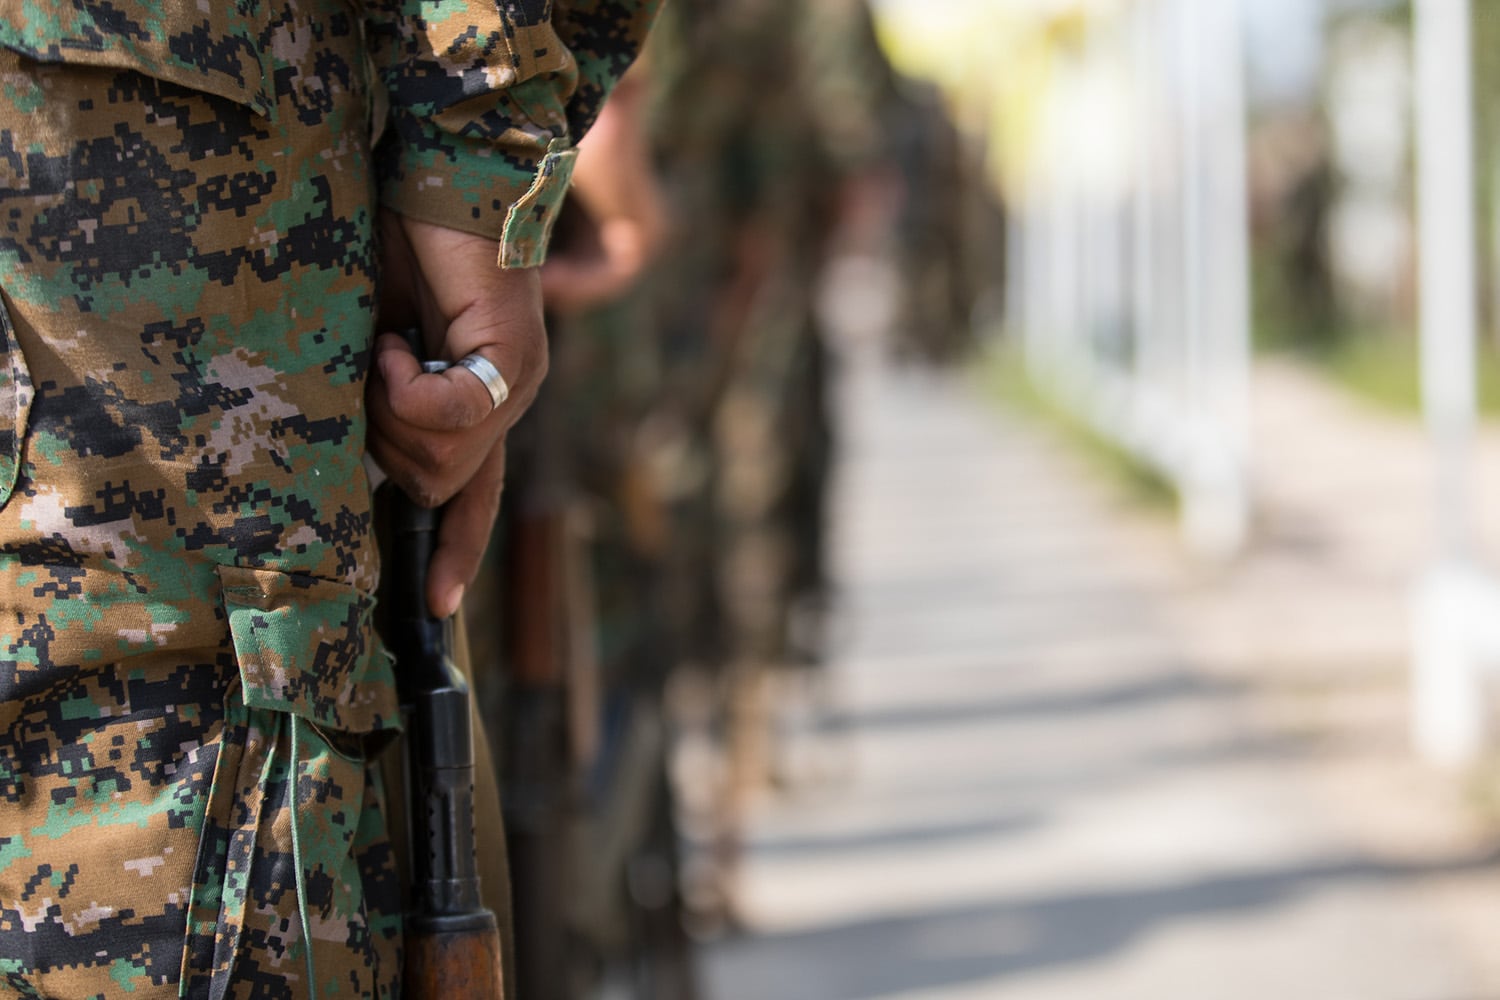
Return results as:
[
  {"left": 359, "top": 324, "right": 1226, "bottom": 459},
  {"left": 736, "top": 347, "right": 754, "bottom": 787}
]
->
[{"left": 456, "top": 2, "right": 1004, "bottom": 996}]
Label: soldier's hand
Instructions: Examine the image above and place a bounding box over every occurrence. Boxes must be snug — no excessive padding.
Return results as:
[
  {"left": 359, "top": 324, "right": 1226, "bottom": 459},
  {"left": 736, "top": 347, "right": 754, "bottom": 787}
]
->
[
  {"left": 368, "top": 210, "right": 549, "bottom": 618},
  {"left": 539, "top": 69, "right": 664, "bottom": 315},
  {"left": 539, "top": 206, "right": 661, "bottom": 315}
]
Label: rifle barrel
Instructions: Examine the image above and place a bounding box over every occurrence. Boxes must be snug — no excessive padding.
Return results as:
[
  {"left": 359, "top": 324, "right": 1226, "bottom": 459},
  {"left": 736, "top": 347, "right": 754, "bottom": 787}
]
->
[{"left": 387, "top": 480, "right": 503, "bottom": 995}]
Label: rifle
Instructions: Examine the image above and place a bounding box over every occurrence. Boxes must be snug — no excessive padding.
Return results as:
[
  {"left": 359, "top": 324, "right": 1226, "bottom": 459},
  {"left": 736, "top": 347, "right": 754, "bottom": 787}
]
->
[
  {"left": 385, "top": 483, "right": 506, "bottom": 996},
  {"left": 498, "top": 342, "right": 578, "bottom": 1000}
]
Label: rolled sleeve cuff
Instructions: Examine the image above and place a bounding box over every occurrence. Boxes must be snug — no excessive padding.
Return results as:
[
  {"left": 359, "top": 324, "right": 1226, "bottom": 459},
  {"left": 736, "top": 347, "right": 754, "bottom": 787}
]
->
[{"left": 380, "top": 133, "right": 579, "bottom": 269}]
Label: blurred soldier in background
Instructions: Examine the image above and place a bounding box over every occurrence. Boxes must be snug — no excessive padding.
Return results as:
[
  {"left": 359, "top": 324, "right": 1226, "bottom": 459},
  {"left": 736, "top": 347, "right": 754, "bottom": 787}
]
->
[
  {"left": 639, "top": 0, "right": 910, "bottom": 930},
  {"left": 887, "top": 78, "right": 1005, "bottom": 365},
  {"left": 459, "top": 0, "right": 995, "bottom": 993},
  {"left": 465, "top": 59, "right": 692, "bottom": 999}
]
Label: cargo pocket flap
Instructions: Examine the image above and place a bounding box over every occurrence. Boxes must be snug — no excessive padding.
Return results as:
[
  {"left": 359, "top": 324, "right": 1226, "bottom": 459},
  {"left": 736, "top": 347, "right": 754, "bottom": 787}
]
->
[{"left": 218, "top": 566, "right": 400, "bottom": 736}]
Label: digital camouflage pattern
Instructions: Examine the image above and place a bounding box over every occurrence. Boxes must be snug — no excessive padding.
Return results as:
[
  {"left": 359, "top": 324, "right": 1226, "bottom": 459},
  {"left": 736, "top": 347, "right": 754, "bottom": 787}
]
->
[
  {"left": 0, "top": 0, "right": 658, "bottom": 995},
  {"left": 0, "top": 5, "right": 399, "bottom": 994},
  {"left": 0, "top": 0, "right": 663, "bottom": 270},
  {"left": 364, "top": 0, "right": 663, "bottom": 267}
]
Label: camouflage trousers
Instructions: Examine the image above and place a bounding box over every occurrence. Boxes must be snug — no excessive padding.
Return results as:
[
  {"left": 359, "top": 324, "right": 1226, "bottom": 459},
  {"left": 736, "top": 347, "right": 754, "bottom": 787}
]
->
[{"left": 0, "top": 3, "right": 406, "bottom": 997}]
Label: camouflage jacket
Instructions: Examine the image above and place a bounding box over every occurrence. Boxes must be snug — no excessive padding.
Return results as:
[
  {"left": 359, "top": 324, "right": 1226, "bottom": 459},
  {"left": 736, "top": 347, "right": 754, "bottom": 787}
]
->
[
  {"left": 0, "top": 1, "right": 661, "bottom": 994},
  {"left": 0, "top": 0, "right": 662, "bottom": 267}
]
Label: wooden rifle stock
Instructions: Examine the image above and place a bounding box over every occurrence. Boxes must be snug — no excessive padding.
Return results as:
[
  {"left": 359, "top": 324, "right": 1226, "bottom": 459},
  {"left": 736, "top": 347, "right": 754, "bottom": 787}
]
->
[{"left": 386, "top": 489, "right": 505, "bottom": 998}]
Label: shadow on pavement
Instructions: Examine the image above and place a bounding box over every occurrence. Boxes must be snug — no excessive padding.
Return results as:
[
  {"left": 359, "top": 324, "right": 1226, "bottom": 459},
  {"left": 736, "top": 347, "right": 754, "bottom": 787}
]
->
[
  {"left": 839, "top": 670, "right": 1243, "bottom": 733},
  {"left": 710, "top": 849, "right": 1500, "bottom": 1000},
  {"left": 746, "top": 812, "right": 1046, "bottom": 859}
]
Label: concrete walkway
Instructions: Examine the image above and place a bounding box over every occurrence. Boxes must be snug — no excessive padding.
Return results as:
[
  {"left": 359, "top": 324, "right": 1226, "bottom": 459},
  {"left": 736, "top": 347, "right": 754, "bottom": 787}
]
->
[{"left": 701, "top": 352, "right": 1500, "bottom": 1000}]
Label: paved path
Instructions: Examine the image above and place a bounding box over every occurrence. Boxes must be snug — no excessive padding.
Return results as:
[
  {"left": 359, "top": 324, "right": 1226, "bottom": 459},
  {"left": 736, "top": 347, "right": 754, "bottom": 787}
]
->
[{"left": 701, "top": 352, "right": 1500, "bottom": 1000}]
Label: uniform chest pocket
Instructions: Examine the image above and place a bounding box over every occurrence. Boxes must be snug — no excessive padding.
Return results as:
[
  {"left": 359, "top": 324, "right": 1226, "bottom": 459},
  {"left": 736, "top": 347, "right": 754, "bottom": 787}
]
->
[
  {"left": 0, "top": 1, "right": 276, "bottom": 117},
  {"left": 0, "top": 292, "right": 32, "bottom": 512}
]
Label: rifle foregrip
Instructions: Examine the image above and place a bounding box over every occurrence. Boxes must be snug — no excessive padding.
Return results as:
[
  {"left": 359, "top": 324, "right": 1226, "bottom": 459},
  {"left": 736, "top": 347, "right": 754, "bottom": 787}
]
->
[{"left": 405, "top": 918, "right": 506, "bottom": 998}]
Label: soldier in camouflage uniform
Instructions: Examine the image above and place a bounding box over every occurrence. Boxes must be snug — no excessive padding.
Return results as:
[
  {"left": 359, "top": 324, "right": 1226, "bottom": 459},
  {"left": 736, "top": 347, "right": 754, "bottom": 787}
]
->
[
  {"left": 563, "top": 0, "right": 901, "bottom": 928},
  {"left": 885, "top": 78, "right": 1004, "bottom": 366},
  {"left": 0, "top": 0, "right": 657, "bottom": 996},
  {"left": 542, "top": 73, "right": 697, "bottom": 998}
]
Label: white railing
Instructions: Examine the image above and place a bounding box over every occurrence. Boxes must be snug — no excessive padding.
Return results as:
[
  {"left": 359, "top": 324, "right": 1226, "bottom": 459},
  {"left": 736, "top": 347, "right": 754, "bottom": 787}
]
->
[
  {"left": 1007, "top": 0, "right": 1500, "bottom": 766},
  {"left": 1410, "top": 0, "right": 1500, "bottom": 767},
  {"left": 1010, "top": 0, "right": 1251, "bottom": 561}
]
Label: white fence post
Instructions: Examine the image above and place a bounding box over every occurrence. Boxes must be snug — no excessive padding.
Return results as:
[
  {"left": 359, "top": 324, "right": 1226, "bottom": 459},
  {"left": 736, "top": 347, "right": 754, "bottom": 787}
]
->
[
  {"left": 1011, "top": 0, "right": 1251, "bottom": 562},
  {"left": 1182, "top": 0, "right": 1252, "bottom": 560},
  {"left": 1410, "top": 0, "right": 1500, "bottom": 767}
]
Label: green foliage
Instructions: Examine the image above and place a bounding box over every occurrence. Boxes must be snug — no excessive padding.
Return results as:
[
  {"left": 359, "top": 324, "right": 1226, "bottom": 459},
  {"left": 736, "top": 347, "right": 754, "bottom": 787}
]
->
[
  {"left": 1299, "top": 330, "right": 1500, "bottom": 417},
  {"left": 974, "top": 347, "right": 1179, "bottom": 512},
  {"left": 1252, "top": 249, "right": 1342, "bottom": 355}
]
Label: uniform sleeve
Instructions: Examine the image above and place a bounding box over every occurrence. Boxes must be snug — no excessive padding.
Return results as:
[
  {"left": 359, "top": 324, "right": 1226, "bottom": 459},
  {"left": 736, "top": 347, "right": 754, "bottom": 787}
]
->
[{"left": 362, "top": 0, "right": 663, "bottom": 268}]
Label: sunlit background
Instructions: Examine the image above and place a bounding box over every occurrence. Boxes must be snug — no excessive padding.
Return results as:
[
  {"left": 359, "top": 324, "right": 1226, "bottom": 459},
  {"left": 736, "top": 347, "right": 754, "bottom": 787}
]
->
[{"left": 683, "top": 0, "right": 1500, "bottom": 997}]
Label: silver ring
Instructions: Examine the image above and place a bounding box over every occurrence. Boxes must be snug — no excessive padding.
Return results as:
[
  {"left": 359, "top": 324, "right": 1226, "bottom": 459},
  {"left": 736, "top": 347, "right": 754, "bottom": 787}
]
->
[{"left": 455, "top": 352, "right": 510, "bottom": 410}]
